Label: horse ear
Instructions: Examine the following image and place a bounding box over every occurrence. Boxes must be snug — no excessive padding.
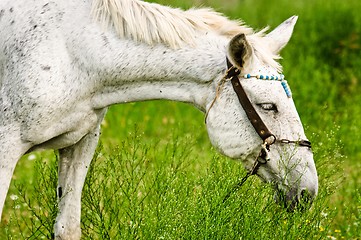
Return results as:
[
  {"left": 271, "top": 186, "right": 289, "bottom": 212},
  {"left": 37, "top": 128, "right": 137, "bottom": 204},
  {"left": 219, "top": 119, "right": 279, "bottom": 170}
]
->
[
  {"left": 266, "top": 16, "right": 298, "bottom": 54},
  {"left": 227, "top": 33, "right": 253, "bottom": 70}
]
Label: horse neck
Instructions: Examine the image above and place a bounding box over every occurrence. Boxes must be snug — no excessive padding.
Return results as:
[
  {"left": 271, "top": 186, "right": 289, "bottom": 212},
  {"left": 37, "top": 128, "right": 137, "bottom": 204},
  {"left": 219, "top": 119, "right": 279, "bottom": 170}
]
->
[{"left": 88, "top": 34, "right": 228, "bottom": 111}]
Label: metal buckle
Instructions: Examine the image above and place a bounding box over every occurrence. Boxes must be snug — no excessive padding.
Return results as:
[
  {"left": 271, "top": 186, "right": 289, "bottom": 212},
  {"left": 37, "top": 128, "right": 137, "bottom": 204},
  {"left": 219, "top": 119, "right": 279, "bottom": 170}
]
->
[{"left": 257, "top": 142, "right": 270, "bottom": 164}]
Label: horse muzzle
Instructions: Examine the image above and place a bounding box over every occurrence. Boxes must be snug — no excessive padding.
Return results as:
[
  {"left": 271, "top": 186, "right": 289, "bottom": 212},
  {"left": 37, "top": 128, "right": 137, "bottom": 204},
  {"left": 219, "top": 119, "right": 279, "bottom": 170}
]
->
[{"left": 274, "top": 183, "right": 318, "bottom": 212}]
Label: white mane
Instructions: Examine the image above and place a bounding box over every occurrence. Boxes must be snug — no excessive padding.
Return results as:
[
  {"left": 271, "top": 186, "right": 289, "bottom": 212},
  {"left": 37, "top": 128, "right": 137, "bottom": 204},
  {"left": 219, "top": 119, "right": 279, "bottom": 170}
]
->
[{"left": 91, "top": 0, "right": 281, "bottom": 70}]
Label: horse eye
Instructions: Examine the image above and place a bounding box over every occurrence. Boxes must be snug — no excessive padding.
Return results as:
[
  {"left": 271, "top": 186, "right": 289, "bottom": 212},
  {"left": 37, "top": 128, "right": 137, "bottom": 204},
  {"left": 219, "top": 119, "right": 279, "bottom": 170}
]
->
[{"left": 257, "top": 103, "right": 278, "bottom": 112}]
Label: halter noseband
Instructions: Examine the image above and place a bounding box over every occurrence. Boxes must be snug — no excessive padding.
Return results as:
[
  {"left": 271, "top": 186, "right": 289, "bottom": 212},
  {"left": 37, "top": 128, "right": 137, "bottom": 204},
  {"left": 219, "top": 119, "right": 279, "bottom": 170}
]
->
[{"left": 225, "top": 58, "right": 311, "bottom": 174}]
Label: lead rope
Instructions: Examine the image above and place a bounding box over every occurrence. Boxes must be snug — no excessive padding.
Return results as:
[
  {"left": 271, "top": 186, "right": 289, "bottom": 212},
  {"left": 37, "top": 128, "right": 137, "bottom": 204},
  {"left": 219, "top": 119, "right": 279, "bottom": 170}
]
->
[
  {"left": 203, "top": 142, "right": 270, "bottom": 221},
  {"left": 222, "top": 161, "right": 258, "bottom": 203},
  {"left": 222, "top": 141, "right": 271, "bottom": 203},
  {"left": 204, "top": 67, "right": 235, "bottom": 123}
]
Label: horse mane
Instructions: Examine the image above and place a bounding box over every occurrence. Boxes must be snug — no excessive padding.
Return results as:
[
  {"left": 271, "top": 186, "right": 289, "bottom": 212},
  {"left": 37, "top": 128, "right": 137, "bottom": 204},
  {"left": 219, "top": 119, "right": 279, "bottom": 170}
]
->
[{"left": 91, "top": 0, "right": 281, "bottom": 71}]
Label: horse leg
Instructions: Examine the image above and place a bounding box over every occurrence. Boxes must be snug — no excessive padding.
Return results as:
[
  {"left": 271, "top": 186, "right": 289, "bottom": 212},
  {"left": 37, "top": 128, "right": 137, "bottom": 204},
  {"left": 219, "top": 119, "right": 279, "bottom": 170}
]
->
[
  {"left": 0, "top": 127, "right": 31, "bottom": 221},
  {"left": 54, "top": 114, "right": 104, "bottom": 240},
  {"left": 54, "top": 129, "right": 100, "bottom": 239}
]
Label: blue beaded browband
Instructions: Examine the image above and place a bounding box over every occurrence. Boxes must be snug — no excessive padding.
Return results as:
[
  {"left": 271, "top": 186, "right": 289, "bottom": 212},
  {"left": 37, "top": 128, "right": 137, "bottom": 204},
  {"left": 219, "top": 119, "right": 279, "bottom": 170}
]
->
[{"left": 242, "top": 73, "right": 292, "bottom": 98}]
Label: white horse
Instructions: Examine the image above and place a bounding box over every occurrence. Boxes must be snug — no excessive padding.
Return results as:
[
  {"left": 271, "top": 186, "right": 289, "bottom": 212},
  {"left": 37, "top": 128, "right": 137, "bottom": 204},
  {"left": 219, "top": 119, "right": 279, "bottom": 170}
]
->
[{"left": 0, "top": 0, "right": 318, "bottom": 239}]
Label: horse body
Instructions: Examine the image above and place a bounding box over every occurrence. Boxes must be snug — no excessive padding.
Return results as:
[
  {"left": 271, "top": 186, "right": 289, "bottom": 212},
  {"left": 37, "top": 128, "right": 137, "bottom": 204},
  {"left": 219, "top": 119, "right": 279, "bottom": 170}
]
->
[
  {"left": 0, "top": 0, "right": 318, "bottom": 239},
  {"left": 1, "top": 0, "right": 228, "bottom": 147}
]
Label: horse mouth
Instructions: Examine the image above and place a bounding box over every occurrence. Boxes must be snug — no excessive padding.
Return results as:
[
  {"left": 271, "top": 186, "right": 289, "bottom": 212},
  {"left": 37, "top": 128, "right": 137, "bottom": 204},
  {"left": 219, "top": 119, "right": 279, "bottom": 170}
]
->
[{"left": 274, "top": 185, "right": 314, "bottom": 212}]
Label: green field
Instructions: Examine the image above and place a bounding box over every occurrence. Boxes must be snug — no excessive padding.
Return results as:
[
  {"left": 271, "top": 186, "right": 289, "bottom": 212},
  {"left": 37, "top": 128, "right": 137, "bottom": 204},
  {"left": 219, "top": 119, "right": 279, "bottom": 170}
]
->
[{"left": 1, "top": 0, "right": 361, "bottom": 239}]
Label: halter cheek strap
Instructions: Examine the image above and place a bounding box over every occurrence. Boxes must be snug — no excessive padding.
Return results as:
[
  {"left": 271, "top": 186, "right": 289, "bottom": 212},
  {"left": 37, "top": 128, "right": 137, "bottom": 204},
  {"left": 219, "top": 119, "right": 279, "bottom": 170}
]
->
[{"left": 226, "top": 58, "right": 276, "bottom": 145}]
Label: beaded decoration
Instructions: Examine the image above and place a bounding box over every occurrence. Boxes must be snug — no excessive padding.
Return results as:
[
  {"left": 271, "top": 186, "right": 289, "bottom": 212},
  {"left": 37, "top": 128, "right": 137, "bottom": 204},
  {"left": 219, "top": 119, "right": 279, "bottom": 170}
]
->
[{"left": 243, "top": 74, "right": 292, "bottom": 98}]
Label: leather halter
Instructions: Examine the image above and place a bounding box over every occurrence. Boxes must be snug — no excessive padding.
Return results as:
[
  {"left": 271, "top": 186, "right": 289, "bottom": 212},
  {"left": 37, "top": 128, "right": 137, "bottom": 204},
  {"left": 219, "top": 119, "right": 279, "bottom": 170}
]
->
[
  {"left": 225, "top": 58, "right": 311, "bottom": 171},
  {"left": 209, "top": 58, "right": 312, "bottom": 205},
  {"left": 219, "top": 58, "right": 312, "bottom": 203}
]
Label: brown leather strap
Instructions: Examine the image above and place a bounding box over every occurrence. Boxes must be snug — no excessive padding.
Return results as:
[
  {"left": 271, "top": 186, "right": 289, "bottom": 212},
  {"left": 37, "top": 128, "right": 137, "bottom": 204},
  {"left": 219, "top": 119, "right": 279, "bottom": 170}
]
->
[{"left": 226, "top": 58, "right": 275, "bottom": 142}]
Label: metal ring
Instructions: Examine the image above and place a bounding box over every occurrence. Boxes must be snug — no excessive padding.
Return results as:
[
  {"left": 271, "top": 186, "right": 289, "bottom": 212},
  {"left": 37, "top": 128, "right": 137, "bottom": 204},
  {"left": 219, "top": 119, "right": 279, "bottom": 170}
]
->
[{"left": 264, "top": 134, "right": 276, "bottom": 146}]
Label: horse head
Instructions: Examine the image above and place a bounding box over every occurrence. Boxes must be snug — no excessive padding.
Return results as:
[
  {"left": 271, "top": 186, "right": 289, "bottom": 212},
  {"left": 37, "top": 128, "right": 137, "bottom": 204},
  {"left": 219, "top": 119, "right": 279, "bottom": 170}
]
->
[{"left": 205, "top": 16, "right": 318, "bottom": 211}]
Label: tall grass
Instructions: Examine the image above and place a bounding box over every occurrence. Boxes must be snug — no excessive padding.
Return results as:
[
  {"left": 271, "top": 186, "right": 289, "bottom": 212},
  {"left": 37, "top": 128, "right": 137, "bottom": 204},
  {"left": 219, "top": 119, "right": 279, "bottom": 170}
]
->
[
  {"left": 1, "top": 131, "right": 342, "bottom": 239},
  {"left": 1, "top": 0, "right": 361, "bottom": 238}
]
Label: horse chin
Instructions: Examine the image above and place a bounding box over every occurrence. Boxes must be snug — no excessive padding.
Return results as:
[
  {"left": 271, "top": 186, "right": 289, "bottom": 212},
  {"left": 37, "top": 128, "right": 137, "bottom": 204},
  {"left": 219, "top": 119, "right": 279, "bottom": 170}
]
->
[{"left": 273, "top": 185, "right": 314, "bottom": 212}]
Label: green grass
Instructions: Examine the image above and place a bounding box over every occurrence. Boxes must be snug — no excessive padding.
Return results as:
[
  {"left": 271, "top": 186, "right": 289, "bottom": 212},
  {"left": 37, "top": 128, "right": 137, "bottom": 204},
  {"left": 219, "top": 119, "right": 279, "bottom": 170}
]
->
[
  {"left": 1, "top": 0, "right": 361, "bottom": 239},
  {"left": 1, "top": 131, "right": 342, "bottom": 239}
]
